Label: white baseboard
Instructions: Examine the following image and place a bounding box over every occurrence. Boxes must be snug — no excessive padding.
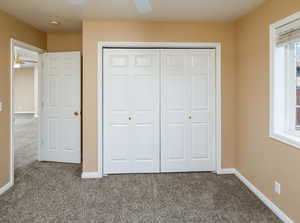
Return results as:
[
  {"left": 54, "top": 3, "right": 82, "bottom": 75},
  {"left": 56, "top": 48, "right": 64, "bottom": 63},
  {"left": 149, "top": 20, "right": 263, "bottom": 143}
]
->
[
  {"left": 216, "top": 168, "right": 236, "bottom": 174},
  {"left": 0, "top": 182, "right": 13, "bottom": 196},
  {"left": 81, "top": 172, "right": 102, "bottom": 179},
  {"left": 217, "top": 168, "right": 294, "bottom": 223}
]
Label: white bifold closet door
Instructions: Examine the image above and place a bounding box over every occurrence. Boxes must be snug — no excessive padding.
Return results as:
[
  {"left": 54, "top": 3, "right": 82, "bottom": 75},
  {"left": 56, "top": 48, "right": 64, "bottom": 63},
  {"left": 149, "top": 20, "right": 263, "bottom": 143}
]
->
[
  {"left": 103, "top": 48, "right": 216, "bottom": 174},
  {"left": 161, "top": 49, "right": 216, "bottom": 172},
  {"left": 103, "top": 49, "right": 160, "bottom": 174}
]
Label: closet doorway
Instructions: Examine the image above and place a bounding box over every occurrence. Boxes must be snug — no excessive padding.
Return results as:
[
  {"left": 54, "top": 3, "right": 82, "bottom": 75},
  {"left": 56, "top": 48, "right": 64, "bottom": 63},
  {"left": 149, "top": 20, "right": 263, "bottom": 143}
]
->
[{"left": 99, "top": 42, "right": 221, "bottom": 177}]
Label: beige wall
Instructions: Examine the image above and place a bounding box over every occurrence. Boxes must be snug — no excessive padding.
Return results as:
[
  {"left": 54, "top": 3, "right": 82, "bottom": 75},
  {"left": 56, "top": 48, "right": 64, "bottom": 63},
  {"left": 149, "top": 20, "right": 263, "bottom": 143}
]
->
[
  {"left": 0, "top": 10, "right": 46, "bottom": 188},
  {"left": 82, "top": 20, "right": 237, "bottom": 172},
  {"left": 2, "top": 5, "right": 299, "bottom": 221},
  {"left": 13, "top": 67, "right": 35, "bottom": 113},
  {"left": 47, "top": 33, "right": 82, "bottom": 52},
  {"left": 236, "top": 0, "right": 300, "bottom": 221}
]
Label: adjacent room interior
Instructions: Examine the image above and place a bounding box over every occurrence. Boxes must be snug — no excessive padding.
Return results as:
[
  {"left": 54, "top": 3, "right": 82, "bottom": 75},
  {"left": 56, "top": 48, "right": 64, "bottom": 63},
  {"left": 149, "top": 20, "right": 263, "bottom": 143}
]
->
[
  {"left": 13, "top": 46, "right": 39, "bottom": 174},
  {"left": 0, "top": 0, "right": 299, "bottom": 222}
]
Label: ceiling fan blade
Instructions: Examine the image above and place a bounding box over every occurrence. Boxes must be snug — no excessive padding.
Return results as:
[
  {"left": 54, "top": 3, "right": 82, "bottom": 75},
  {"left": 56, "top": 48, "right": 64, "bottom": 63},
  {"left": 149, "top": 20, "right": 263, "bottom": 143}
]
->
[{"left": 134, "top": 0, "right": 152, "bottom": 13}]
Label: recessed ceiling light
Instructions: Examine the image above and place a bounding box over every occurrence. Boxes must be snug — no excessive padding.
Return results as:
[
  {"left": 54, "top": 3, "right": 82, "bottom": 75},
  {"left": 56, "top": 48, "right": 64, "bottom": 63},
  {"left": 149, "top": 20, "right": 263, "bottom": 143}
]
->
[
  {"left": 134, "top": 0, "right": 152, "bottom": 14},
  {"left": 49, "top": 20, "right": 61, "bottom": 26}
]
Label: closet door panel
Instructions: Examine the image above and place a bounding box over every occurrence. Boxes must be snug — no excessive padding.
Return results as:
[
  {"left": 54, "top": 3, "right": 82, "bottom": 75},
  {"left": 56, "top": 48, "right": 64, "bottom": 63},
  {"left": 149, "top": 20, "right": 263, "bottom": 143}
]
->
[
  {"left": 103, "top": 51, "right": 132, "bottom": 173},
  {"left": 188, "top": 50, "right": 216, "bottom": 171},
  {"left": 103, "top": 49, "right": 160, "bottom": 174},
  {"left": 161, "top": 51, "right": 189, "bottom": 172},
  {"left": 161, "top": 49, "right": 216, "bottom": 172},
  {"left": 131, "top": 51, "right": 160, "bottom": 172}
]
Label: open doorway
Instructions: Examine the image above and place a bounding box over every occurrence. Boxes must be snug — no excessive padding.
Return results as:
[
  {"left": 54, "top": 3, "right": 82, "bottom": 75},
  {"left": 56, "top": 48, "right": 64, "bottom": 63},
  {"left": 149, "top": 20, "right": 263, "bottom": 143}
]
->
[
  {"left": 13, "top": 64, "right": 38, "bottom": 171},
  {"left": 10, "top": 39, "right": 82, "bottom": 186},
  {"left": 10, "top": 39, "right": 43, "bottom": 182}
]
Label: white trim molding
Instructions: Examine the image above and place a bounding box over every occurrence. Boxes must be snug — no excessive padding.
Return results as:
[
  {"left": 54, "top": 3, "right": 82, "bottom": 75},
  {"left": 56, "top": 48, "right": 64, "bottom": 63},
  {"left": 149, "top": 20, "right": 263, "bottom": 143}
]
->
[
  {"left": 97, "top": 41, "right": 222, "bottom": 178},
  {"left": 217, "top": 169, "right": 294, "bottom": 223},
  {"left": 81, "top": 172, "right": 103, "bottom": 179},
  {"left": 235, "top": 171, "right": 294, "bottom": 223},
  {"left": 0, "top": 182, "right": 13, "bottom": 196},
  {"left": 216, "top": 168, "right": 236, "bottom": 174}
]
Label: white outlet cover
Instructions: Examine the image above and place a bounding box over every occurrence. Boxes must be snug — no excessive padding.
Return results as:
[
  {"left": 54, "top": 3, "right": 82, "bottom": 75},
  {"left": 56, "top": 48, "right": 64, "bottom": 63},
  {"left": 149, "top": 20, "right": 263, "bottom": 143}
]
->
[
  {"left": 0, "top": 102, "right": 2, "bottom": 112},
  {"left": 274, "top": 181, "right": 281, "bottom": 194}
]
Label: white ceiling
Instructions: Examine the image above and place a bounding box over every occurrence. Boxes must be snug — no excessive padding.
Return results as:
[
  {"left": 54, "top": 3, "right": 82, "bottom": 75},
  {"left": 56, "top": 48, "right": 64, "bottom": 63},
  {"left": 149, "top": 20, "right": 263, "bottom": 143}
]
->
[{"left": 0, "top": 0, "right": 265, "bottom": 32}]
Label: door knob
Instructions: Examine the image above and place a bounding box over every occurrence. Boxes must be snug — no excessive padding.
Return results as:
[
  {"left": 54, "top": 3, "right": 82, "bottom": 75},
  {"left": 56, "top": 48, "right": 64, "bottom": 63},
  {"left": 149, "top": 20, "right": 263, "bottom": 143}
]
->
[
  {"left": 74, "top": 112, "right": 80, "bottom": 116},
  {"left": 128, "top": 117, "right": 132, "bottom": 120},
  {"left": 189, "top": 116, "right": 192, "bottom": 119}
]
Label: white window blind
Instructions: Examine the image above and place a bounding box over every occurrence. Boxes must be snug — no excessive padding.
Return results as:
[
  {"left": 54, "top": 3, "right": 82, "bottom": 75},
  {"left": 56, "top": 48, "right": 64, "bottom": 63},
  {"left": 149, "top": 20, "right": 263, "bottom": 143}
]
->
[
  {"left": 277, "top": 29, "right": 300, "bottom": 46},
  {"left": 276, "top": 19, "right": 300, "bottom": 46}
]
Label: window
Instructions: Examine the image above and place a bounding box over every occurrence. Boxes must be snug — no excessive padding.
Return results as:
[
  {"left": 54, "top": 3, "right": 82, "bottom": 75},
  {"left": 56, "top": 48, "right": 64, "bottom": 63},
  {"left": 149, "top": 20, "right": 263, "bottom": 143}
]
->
[
  {"left": 296, "top": 43, "right": 300, "bottom": 127},
  {"left": 270, "top": 12, "right": 300, "bottom": 149},
  {"left": 285, "top": 41, "right": 300, "bottom": 133}
]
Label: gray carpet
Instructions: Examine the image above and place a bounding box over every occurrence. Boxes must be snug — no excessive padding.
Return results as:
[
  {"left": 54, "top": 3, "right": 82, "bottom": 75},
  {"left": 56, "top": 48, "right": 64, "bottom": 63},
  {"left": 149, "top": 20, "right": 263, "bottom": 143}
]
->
[
  {"left": 6, "top": 114, "right": 280, "bottom": 222},
  {"left": 0, "top": 161, "right": 280, "bottom": 223},
  {"left": 14, "top": 113, "right": 38, "bottom": 171}
]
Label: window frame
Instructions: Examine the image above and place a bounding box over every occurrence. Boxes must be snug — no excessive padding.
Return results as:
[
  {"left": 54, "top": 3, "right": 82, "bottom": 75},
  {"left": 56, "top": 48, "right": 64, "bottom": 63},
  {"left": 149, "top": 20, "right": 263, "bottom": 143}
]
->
[
  {"left": 285, "top": 43, "right": 299, "bottom": 135},
  {"left": 270, "top": 11, "right": 300, "bottom": 150}
]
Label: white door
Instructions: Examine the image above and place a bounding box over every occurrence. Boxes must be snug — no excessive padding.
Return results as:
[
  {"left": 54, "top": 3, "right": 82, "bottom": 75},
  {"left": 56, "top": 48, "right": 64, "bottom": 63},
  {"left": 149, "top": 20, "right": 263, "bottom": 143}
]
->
[
  {"left": 40, "top": 52, "right": 81, "bottom": 163},
  {"left": 161, "top": 49, "right": 216, "bottom": 172},
  {"left": 103, "top": 49, "right": 160, "bottom": 174}
]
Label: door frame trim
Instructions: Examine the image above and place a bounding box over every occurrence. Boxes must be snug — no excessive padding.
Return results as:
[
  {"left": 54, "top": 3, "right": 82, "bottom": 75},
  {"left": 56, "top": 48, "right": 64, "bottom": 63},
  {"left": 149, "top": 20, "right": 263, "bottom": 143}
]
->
[
  {"left": 10, "top": 39, "right": 44, "bottom": 187},
  {"left": 97, "top": 42, "right": 222, "bottom": 177}
]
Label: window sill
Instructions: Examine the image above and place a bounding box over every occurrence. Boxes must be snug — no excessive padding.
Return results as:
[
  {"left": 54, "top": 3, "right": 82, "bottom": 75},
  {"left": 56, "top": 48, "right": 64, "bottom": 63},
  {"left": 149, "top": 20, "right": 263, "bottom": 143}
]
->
[{"left": 270, "top": 131, "right": 300, "bottom": 150}]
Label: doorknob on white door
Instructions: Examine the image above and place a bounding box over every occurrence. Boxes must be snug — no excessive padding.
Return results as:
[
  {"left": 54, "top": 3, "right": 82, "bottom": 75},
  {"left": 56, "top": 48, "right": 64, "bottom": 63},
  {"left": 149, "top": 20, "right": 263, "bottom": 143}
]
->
[{"left": 188, "top": 116, "right": 192, "bottom": 119}]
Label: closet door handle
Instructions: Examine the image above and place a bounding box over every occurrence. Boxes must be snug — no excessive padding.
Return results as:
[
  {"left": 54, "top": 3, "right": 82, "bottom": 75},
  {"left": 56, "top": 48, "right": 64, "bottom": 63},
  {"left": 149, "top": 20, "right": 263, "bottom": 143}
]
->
[
  {"left": 188, "top": 116, "right": 192, "bottom": 119},
  {"left": 128, "top": 117, "right": 132, "bottom": 120}
]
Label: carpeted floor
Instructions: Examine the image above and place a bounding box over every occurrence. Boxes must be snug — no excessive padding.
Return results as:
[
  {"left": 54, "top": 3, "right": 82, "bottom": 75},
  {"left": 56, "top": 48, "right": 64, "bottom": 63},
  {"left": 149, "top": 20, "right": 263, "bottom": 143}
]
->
[
  {"left": 0, "top": 161, "right": 281, "bottom": 223},
  {"left": 14, "top": 113, "right": 38, "bottom": 171},
  {"left": 4, "top": 114, "right": 280, "bottom": 222}
]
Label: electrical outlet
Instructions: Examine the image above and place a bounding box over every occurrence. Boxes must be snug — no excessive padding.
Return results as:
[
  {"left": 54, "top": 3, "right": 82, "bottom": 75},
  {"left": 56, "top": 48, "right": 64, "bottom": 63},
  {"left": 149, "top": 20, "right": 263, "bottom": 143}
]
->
[
  {"left": 0, "top": 102, "right": 2, "bottom": 112},
  {"left": 274, "top": 181, "right": 281, "bottom": 195}
]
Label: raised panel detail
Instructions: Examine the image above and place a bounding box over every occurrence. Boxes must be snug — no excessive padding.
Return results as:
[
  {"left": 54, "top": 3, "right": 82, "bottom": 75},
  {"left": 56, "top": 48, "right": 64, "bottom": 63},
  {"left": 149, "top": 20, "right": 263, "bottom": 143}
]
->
[
  {"left": 62, "top": 119, "right": 77, "bottom": 151},
  {"left": 48, "top": 79, "right": 57, "bottom": 107},
  {"left": 191, "top": 55, "right": 209, "bottom": 74},
  {"left": 48, "top": 119, "right": 58, "bottom": 151},
  {"left": 48, "top": 56, "right": 60, "bottom": 76},
  {"left": 135, "top": 124, "right": 154, "bottom": 161},
  {"left": 166, "top": 76, "right": 185, "bottom": 110},
  {"left": 192, "top": 75, "right": 209, "bottom": 109},
  {"left": 111, "top": 77, "right": 130, "bottom": 111},
  {"left": 62, "top": 78, "right": 75, "bottom": 108},
  {"left": 192, "top": 124, "right": 209, "bottom": 159},
  {"left": 167, "top": 55, "right": 184, "bottom": 67},
  {"left": 111, "top": 55, "right": 129, "bottom": 67},
  {"left": 167, "top": 124, "right": 185, "bottom": 160},
  {"left": 133, "top": 77, "right": 154, "bottom": 111},
  {"left": 135, "top": 55, "right": 152, "bottom": 67},
  {"left": 110, "top": 124, "right": 130, "bottom": 161},
  {"left": 62, "top": 57, "right": 75, "bottom": 76}
]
